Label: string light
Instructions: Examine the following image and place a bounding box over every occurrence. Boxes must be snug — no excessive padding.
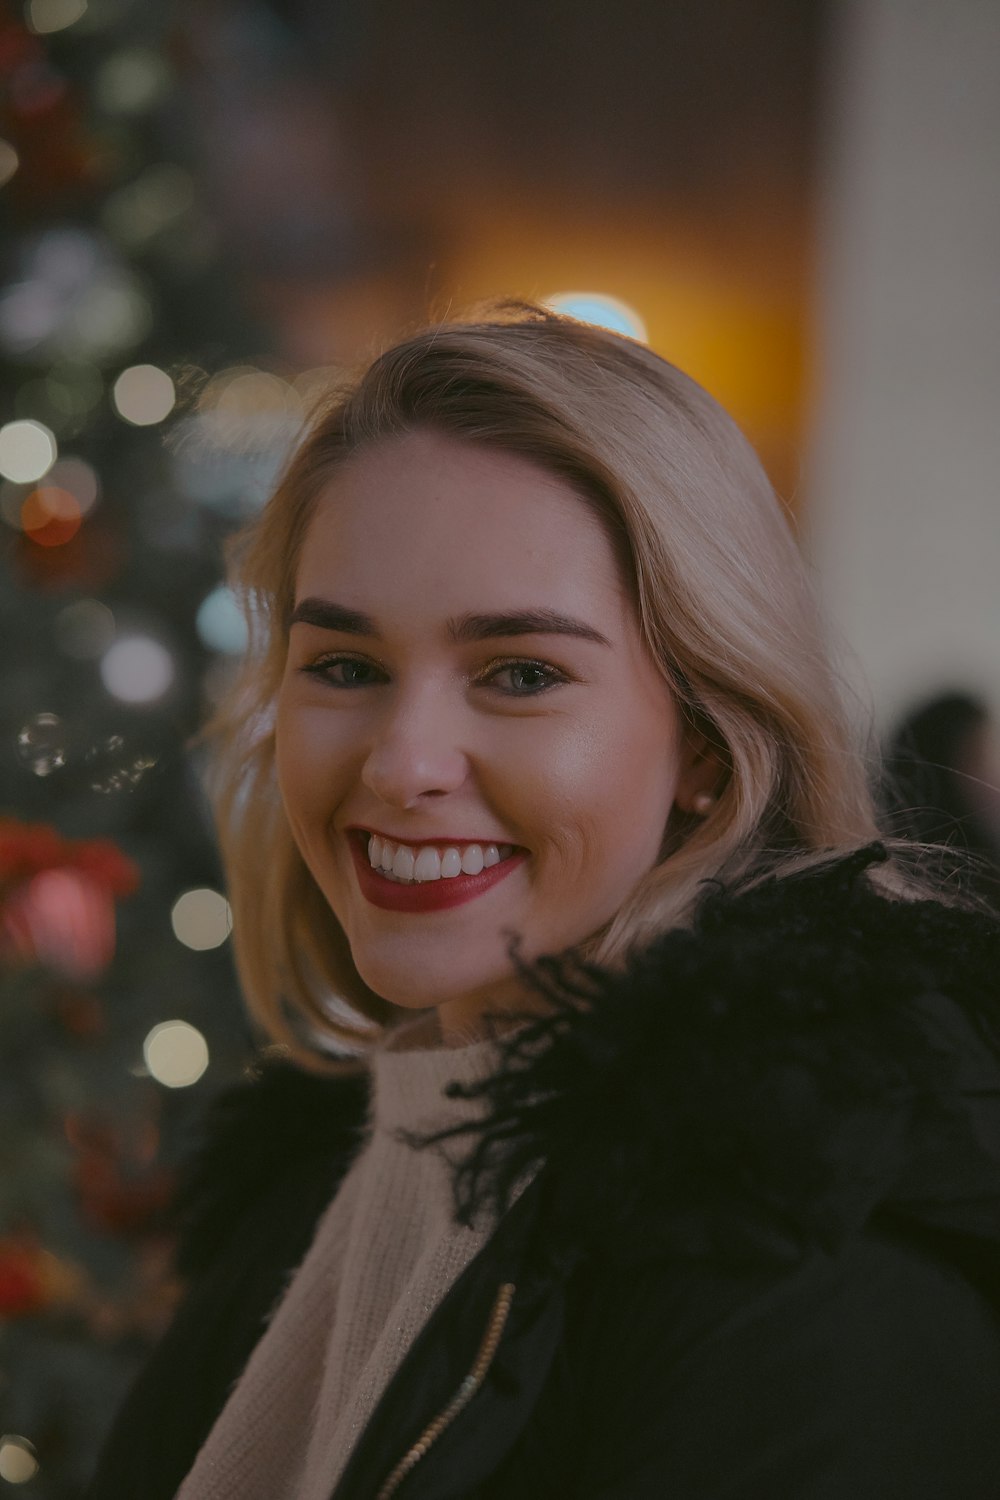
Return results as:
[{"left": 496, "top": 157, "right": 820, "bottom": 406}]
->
[
  {"left": 143, "top": 1021, "right": 209, "bottom": 1088},
  {"left": 196, "top": 585, "right": 248, "bottom": 655},
  {"left": 21, "top": 486, "right": 82, "bottom": 547},
  {"left": 0, "top": 420, "right": 57, "bottom": 484},
  {"left": 170, "top": 888, "right": 232, "bottom": 951},
  {"left": 100, "top": 635, "right": 175, "bottom": 704},
  {"left": 112, "top": 364, "right": 176, "bottom": 426},
  {"left": 26, "top": 0, "right": 87, "bottom": 34},
  {"left": 0, "top": 1435, "right": 40, "bottom": 1484},
  {"left": 47, "top": 456, "right": 100, "bottom": 515}
]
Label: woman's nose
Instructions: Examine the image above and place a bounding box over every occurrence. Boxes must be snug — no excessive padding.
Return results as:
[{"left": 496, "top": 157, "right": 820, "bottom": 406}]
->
[{"left": 360, "top": 698, "right": 469, "bottom": 808}]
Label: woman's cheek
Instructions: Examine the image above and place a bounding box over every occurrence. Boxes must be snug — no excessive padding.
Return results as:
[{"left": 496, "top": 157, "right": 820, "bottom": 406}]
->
[
  {"left": 536, "top": 716, "right": 617, "bottom": 808},
  {"left": 276, "top": 700, "right": 338, "bottom": 820},
  {"left": 502, "top": 723, "right": 611, "bottom": 865},
  {"left": 283, "top": 697, "right": 347, "bottom": 766}
]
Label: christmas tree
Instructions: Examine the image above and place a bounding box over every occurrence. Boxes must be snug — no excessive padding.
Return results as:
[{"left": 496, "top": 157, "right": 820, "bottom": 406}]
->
[{"left": 0, "top": 2, "right": 284, "bottom": 1490}]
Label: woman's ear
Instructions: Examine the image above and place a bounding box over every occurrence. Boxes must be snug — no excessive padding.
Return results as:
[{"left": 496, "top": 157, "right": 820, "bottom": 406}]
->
[{"left": 674, "top": 727, "right": 727, "bottom": 816}]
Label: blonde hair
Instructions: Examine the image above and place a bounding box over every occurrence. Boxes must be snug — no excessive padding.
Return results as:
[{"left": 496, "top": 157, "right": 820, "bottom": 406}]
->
[{"left": 202, "top": 301, "right": 912, "bottom": 1064}]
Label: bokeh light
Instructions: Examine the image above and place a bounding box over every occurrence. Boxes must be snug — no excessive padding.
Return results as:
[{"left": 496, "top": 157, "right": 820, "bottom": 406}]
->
[
  {"left": 14, "top": 365, "right": 104, "bottom": 438},
  {"left": 54, "top": 598, "right": 116, "bottom": 658},
  {"left": 15, "top": 713, "right": 67, "bottom": 777},
  {"left": 0, "top": 420, "right": 57, "bottom": 483},
  {"left": 67, "top": 282, "right": 154, "bottom": 363},
  {"left": 170, "top": 888, "right": 232, "bottom": 951},
  {"left": 291, "top": 365, "right": 338, "bottom": 414},
  {"left": 0, "top": 229, "right": 154, "bottom": 363},
  {"left": 26, "top": 0, "right": 87, "bottom": 34},
  {"left": 102, "top": 164, "right": 196, "bottom": 251},
  {"left": 196, "top": 367, "right": 302, "bottom": 443},
  {"left": 0, "top": 285, "right": 54, "bottom": 357},
  {"left": 47, "top": 456, "right": 100, "bottom": 515},
  {"left": 0, "top": 1436, "right": 39, "bottom": 1485},
  {"left": 196, "top": 585, "right": 248, "bottom": 655},
  {"left": 20, "top": 485, "right": 82, "bottom": 547},
  {"left": 0, "top": 139, "right": 19, "bottom": 189},
  {"left": 544, "top": 291, "right": 648, "bottom": 342},
  {"left": 100, "top": 635, "right": 175, "bottom": 703},
  {"left": 112, "top": 363, "right": 175, "bottom": 425},
  {"left": 95, "top": 48, "right": 172, "bottom": 115},
  {"left": 173, "top": 364, "right": 305, "bottom": 512},
  {"left": 143, "top": 1021, "right": 210, "bottom": 1088}
]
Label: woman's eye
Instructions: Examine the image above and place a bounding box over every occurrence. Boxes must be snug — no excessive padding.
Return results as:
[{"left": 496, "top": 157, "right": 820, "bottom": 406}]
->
[
  {"left": 299, "top": 655, "right": 563, "bottom": 696},
  {"left": 484, "top": 660, "right": 563, "bottom": 696},
  {"left": 301, "top": 655, "right": 383, "bottom": 688}
]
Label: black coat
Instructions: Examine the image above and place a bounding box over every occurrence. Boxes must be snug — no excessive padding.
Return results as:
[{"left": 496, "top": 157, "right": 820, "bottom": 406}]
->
[{"left": 87, "top": 844, "right": 1000, "bottom": 1499}]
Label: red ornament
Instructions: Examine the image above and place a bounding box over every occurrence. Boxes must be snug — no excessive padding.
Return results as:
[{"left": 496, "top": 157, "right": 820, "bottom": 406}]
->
[
  {"left": 0, "top": 818, "right": 140, "bottom": 980},
  {"left": 0, "top": 819, "right": 63, "bottom": 881},
  {"left": 1, "top": 867, "right": 116, "bottom": 981},
  {"left": 0, "top": 817, "right": 140, "bottom": 894}
]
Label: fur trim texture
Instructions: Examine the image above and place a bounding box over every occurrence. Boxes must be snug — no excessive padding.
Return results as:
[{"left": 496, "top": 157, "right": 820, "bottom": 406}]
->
[
  {"left": 410, "top": 843, "right": 1000, "bottom": 1269},
  {"left": 172, "top": 1059, "right": 369, "bottom": 1278},
  {"left": 173, "top": 844, "right": 1000, "bottom": 1279}
]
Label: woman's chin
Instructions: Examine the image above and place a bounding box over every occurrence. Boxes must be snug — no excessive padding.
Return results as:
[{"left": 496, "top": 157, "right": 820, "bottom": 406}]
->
[{"left": 356, "top": 962, "right": 525, "bottom": 1028}]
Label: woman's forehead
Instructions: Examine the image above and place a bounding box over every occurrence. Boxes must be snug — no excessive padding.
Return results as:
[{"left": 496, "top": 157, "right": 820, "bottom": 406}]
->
[{"left": 296, "top": 430, "right": 632, "bottom": 621}]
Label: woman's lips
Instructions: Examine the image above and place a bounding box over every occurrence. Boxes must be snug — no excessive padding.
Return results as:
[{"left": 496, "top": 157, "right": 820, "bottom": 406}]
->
[{"left": 348, "top": 832, "right": 527, "bottom": 913}]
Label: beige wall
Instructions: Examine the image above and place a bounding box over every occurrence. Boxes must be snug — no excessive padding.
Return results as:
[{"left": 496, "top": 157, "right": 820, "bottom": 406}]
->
[{"left": 805, "top": 0, "right": 1000, "bottom": 734}]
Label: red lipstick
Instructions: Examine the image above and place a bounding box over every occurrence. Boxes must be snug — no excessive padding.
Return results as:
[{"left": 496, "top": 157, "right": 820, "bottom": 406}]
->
[{"left": 348, "top": 832, "right": 527, "bottom": 913}]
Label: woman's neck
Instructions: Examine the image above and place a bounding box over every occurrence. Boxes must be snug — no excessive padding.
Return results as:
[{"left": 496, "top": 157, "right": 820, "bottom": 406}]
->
[{"left": 382, "top": 1000, "right": 537, "bottom": 1052}]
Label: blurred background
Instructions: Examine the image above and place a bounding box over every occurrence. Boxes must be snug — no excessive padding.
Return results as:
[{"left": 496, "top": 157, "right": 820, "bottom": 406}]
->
[{"left": 0, "top": 0, "right": 997, "bottom": 1491}]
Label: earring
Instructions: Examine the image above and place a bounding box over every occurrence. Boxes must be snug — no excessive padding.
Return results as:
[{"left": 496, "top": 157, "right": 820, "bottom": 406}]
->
[{"left": 691, "top": 791, "right": 716, "bottom": 816}]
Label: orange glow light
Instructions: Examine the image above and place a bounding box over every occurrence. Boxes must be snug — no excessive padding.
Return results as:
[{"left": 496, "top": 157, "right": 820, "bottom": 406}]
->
[{"left": 21, "top": 485, "right": 82, "bottom": 547}]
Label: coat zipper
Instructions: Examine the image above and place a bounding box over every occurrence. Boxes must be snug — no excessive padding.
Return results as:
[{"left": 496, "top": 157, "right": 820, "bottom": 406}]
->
[{"left": 374, "top": 1281, "right": 517, "bottom": 1500}]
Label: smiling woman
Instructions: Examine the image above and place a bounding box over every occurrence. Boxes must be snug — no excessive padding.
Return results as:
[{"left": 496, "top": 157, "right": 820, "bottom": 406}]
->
[
  {"left": 273, "top": 427, "right": 712, "bottom": 1040},
  {"left": 200, "top": 302, "right": 896, "bottom": 1052},
  {"left": 86, "top": 304, "right": 1000, "bottom": 1500}
]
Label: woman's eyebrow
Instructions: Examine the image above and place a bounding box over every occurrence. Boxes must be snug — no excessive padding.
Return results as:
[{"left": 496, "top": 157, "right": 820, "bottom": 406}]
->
[{"left": 289, "top": 597, "right": 612, "bottom": 647}]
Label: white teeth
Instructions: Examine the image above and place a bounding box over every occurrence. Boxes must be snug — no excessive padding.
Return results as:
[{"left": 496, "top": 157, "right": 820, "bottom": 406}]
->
[
  {"left": 364, "top": 835, "right": 519, "bottom": 884},
  {"left": 413, "top": 846, "right": 441, "bottom": 881}
]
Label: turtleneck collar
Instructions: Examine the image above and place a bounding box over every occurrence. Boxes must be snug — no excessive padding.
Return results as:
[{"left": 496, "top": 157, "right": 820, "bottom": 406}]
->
[{"left": 369, "top": 1023, "right": 506, "bottom": 1139}]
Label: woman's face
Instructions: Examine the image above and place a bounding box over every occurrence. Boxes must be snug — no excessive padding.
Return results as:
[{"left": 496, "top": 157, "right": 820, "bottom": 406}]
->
[{"left": 276, "top": 427, "right": 706, "bottom": 1039}]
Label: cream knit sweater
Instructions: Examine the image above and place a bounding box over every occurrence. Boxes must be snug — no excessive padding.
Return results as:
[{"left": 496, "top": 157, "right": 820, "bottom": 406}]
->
[{"left": 175, "top": 1026, "right": 508, "bottom": 1500}]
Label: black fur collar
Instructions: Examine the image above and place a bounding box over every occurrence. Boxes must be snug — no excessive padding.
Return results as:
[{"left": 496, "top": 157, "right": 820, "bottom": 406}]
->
[
  {"left": 178, "top": 843, "right": 1000, "bottom": 1277},
  {"left": 409, "top": 843, "right": 1000, "bottom": 1269}
]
